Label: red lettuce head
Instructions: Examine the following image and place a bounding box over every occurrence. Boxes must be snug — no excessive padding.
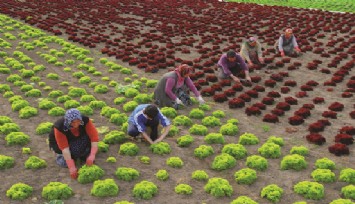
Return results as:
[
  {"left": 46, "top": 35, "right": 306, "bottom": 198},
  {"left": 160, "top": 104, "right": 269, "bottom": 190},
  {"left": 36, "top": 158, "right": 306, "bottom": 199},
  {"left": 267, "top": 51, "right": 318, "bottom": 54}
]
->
[
  {"left": 284, "top": 80, "right": 297, "bottom": 87},
  {"left": 300, "top": 85, "right": 313, "bottom": 91},
  {"left": 313, "top": 97, "right": 325, "bottom": 104},
  {"left": 288, "top": 115, "right": 304, "bottom": 125},
  {"left": 238, "top": 93, "right": 251, "bottom": 102},
  {"left": 245, "top": 90, "right": 259, "bottom": 98},
  {"left": 211, "top": 84, "right": 223, "bottom": 91},
  {"left": 200, "top": 88, "right": 215, "bottom": 97},
  {"left": 232, "top": 83, "right": 243, "bottom": 91},
  {"left": 280, "top": 87, "right": 290, "bottom": 94},
  {"left": 224, "top": 89, "right": 236, "bottom": 97},
  {"left": 295, "top": 108, "right": 311, "bottom": 119},
  {"left": 267, "top": 91, "right": 281, "bottom": 98},
  {"left": 245, "top": 106, "right": 261, "bottom": 116},
  {"left": 271, "top": 108, "right": 285, "bottom": 116},
  {"left": 302, "top": 104, "right": 315, "bottom": 110},
  {"left": 306, "top": 133, "right": 326, "bottom": 145},
  {"left": 335, "top": 134, "right": 354, "bottom": 145},
  {"left": 328, "top": 102, "right": 344, "bottom": 112},
  {"left": 328, "top": 143, "right": 350, "bottom": 156},
  {"left": 322, "top": 111, "right": 337, "bottom": 119},
  {"left": 339, "top": 126, "right": 355, "bottom": 135},
  {"left": 350, "top": 111, "right": 355, "bottom": 119},
  {"left": 276, "top": 102, "right": 291, "bottom": 111},
  {"left": 228, "top": 98, "right": 245, "bottom": 109},
  {"left": 264, "top": 79, "right": 277, "bottom": 88},
  {"left": 285, "top": 97, "right": 298, "bottom": 105},
  {"left": 308, "top": 122, "right": 325, "bottom": 133},
  {"left": 263, "top": 114, "right": 279, "bottom": 123},
  {"left": 253, "top": 85, "right": 265, "bottom": 92},
  {"left": 213, "top": 93, "right": 228, "bottom": 103}
]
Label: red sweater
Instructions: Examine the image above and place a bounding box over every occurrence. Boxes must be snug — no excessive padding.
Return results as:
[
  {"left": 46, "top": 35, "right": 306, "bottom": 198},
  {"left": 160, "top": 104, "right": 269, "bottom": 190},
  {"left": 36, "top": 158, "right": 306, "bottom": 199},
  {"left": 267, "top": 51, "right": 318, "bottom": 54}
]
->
[{"left": 54, "top": 120, "right": 99, "bottom": 150}]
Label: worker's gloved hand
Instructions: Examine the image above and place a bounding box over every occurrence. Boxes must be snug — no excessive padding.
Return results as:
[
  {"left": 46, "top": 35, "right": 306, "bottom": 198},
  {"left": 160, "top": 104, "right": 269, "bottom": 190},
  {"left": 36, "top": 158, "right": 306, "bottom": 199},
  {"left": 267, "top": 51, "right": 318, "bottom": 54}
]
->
[
  {"left": 66, "top": 159, "right": 78, "bottom": 179},
  {"left": 175, "top": 98, "right": 184, "bottom": 105},
  {"left": 197, "top": 95, "right": 205, "bottom": 104}
]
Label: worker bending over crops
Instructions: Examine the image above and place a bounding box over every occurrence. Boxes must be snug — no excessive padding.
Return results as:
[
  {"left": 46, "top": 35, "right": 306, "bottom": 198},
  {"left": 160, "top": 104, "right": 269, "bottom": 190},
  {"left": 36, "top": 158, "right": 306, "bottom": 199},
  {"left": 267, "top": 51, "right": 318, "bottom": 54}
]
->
[
  {"left": 49, "top": 108, "right": 99, "bottom": 179},
  {"left": 240, "top": 36, "right": 265, "bottom": 67},
  {"left": 217, "top": 50, "right": 251, "bottom": 83},
  {"left": 153, "top": 64, "right": 205, "bottom": 109}
]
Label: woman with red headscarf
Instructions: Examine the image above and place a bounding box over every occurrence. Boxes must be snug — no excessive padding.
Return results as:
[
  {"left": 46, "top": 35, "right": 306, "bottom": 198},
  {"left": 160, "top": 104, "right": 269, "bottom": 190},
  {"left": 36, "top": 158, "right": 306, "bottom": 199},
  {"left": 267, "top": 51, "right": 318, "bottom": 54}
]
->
[{"left": 153, "top": 64, "right": 205, "bottom": 109}]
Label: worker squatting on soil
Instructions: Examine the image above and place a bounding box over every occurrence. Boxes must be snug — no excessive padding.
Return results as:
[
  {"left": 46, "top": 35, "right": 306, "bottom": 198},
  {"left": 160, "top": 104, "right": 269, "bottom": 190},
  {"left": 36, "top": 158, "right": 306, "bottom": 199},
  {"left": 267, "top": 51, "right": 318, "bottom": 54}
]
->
[
  {"left": 217, "top": 50, "right": 252, "bottom": 83},
  {"left": 127, "top": 104, "right": 171, "bottom": 144},
  {"left": 276, "top": 28, "right": 302, "bottom": 57},
  {"left": 49, "top": 108, "right": 99, "bottom": 179}
]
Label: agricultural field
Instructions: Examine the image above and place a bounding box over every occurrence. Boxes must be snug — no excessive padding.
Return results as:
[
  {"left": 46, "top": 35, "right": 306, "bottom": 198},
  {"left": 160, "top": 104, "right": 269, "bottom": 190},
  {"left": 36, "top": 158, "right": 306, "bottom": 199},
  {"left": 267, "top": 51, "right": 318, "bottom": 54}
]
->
[
  {"left": 228, "top": 0, "right": 355, "bottom": 13},
  {"left": 0, "top": 0, "right": 354, "bottom": 204}
]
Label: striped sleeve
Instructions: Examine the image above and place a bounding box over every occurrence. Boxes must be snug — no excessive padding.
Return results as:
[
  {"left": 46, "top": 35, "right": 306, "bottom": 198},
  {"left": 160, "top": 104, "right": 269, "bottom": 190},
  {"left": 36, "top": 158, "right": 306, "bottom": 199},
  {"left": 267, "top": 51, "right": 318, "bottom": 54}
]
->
[
  {"left": 134, "top": 112, "right": 146, "bottom": 132},
  {"left": 158, "top": 110, "right": 171, "bottom": 127}
]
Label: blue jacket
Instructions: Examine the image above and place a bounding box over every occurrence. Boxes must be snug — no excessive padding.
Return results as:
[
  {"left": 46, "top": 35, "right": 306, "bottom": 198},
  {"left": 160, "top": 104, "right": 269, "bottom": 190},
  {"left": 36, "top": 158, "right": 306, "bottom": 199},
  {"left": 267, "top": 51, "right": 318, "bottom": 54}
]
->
[{"left": 128, "top": 104, "right": 171, "bottom": 133}]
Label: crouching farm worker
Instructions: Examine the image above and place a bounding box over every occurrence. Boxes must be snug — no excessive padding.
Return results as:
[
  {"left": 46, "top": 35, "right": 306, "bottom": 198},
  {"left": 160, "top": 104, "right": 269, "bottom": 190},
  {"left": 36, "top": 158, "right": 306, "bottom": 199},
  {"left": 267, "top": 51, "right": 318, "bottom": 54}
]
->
[
  {"left": 128, "top": 104, "right": 171, "bottom": 145},
  {"left": 49, "top": 108, "right": 99, "bottom": 179},
  {"left": 276, "top": 28, "right": 301, "bottom": 57},
  {"left": 217, "top": 50, "right": 251, "bottom": 83},
  {"left": 153, "top": 64, "right": 205, "bottom": 109},
  {"left": 240, "top": 37, "right": 265, "bottom": 67}
]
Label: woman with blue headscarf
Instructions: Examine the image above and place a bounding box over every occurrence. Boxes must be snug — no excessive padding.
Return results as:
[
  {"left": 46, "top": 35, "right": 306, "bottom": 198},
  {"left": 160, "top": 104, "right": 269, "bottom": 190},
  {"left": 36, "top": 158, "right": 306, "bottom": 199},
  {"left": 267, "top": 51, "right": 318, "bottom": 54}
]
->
[{"left": 49, "top": 108, "right": 99, "bottom": 179}]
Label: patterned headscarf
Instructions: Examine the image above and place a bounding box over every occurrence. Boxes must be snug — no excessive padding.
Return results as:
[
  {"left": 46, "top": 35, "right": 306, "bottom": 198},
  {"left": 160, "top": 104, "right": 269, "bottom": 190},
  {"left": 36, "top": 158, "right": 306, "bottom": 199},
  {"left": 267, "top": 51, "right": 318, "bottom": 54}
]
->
[
  {"left": 175, "top": 64, "right": 192, "bottom": 84},
  {"left": 63, "top": 108, "right": 83, "bottom": 131}
]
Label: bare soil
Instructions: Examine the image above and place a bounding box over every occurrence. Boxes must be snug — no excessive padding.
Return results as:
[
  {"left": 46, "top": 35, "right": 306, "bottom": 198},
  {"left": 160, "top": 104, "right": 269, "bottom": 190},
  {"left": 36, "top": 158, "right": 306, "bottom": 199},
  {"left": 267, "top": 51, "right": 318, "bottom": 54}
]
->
[{"left": 0, "top": 1, "right": 354, "bottom": 204}]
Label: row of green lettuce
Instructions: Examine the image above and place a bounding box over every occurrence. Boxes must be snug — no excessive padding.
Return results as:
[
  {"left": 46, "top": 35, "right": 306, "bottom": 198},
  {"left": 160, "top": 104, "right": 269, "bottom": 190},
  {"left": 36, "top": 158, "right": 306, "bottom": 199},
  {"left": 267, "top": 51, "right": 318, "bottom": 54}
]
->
[
  {"left": 227, "top": 0, "right": 355, "bottom": 13},
  {"left": 2, "top": 133, "right": 355, "bottom": 203},
  {"left": 1, "top": 13, "right": 355, "bottom": 204}
]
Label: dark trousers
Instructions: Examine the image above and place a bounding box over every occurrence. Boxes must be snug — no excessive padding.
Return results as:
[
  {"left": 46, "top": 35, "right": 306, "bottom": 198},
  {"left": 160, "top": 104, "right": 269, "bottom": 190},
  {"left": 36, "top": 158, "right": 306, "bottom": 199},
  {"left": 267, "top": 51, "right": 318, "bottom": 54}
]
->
[
  {"left": 128, "top": 118, "right": 159, "bottom": 141},
  {"left": 218, "top": 64, "right": 243, "bottom": 79},
  {"left": 249, "top": 51, "right": 261, "bottom": 64}
]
